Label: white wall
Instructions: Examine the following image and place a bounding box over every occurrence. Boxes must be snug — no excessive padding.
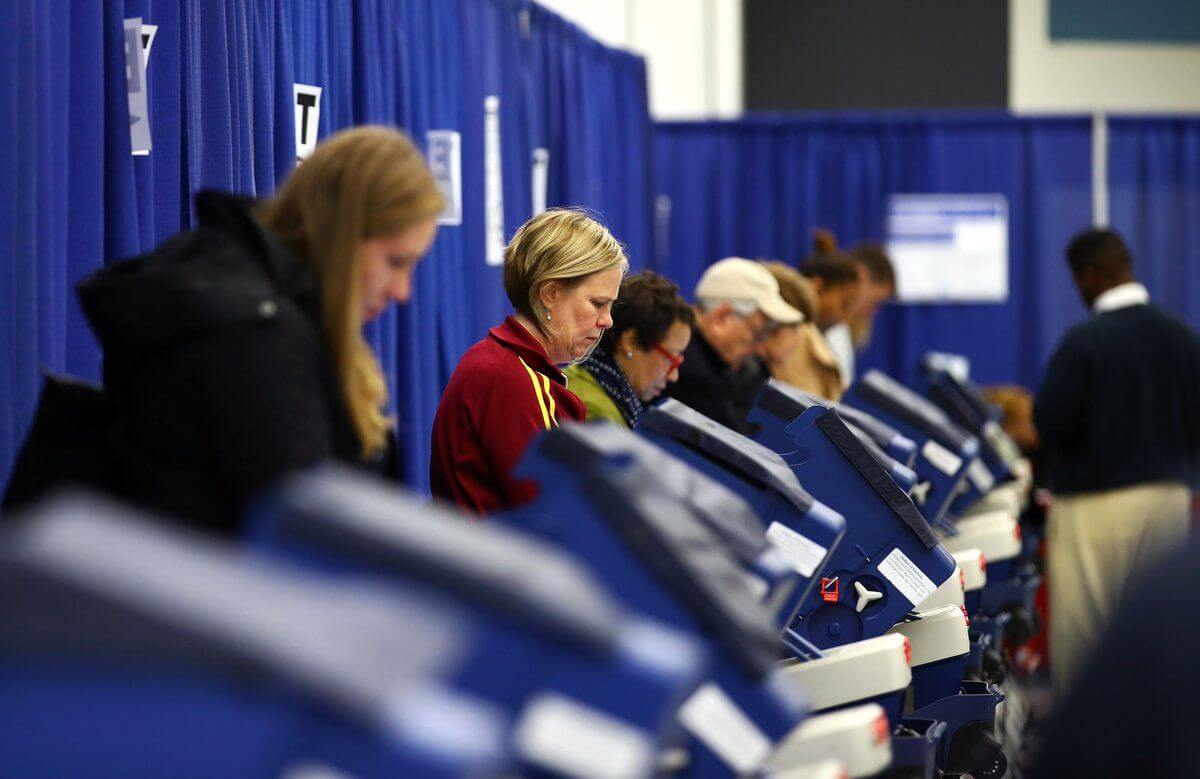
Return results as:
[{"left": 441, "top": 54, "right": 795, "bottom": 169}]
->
[
  {"left": 534, "top": 0, "right": 743, "bottom": 119},
  {"left": 1010, "top": 0, "right": 1200, "bottom": 112}
]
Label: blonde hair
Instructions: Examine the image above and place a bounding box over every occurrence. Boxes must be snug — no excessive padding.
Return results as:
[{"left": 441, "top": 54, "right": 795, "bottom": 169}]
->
[
  {"left": 502, "top": 209, "right": 629, "bottom": 340},
  {"left": 762, "top": 261, "right": 816, "bottom": 323},
  {"left": 259, "top": 125, "right": 444, "bottom": 459}
]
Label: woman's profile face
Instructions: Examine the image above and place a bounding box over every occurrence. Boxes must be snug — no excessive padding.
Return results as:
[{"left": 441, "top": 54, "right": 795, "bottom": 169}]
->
[
  {"left": 543, "top": 268, "right": 623, "bottom": 364},
  {"left": 359, "top": 217, "right": 438, "bottom": 321},
  {"left": 622, "top": 320, "right": 692, "bottom": 401},
  {"left": 815, "top": 280, "right": 861, "bottom": 331},
  {"left": 757, "top": 322, "right": 801, "bottom": 365}
]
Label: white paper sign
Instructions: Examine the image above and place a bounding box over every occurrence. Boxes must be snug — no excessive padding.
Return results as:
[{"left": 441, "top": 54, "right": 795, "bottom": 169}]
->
[
  {"left": 513, "top": 693, "right": 654, "bottom": 779},
  {"left": 426, "top": 130, "right": 462, "bottom": 226},
  {"left": 531, "top": 147, "right": 549, "bottom": 215},
  {"left": 484, "top": 95, "right": 505, "bottom": 266},
  {"left": 678, "top": 683, "right": 773, "bottom": 773},
  {"left": 877, "top": 547, "right": 938, "bottom": 607},
  {"left": 123, "top": 18, "right": 152, "bottom": 155},
  {"left": 293, "top": 83, "right": 323, "bottom": 163},
  {"left": 140, "top": 23, "right": 159, "bottom": 63},
  {"left": 887, "top": 194, "right": 1009, "bottom": 302},
  {"left": 922, "top": 439, "right": 963, "bottom": 476},
  {"left": 765, "top": 521, "right": 827, "bottom": 578},
  {"left": 130, "top": 23, "right": 159, "bottom": 157}
]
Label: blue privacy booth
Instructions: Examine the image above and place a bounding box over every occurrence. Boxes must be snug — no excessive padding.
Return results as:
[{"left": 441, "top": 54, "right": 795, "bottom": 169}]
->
[
  {"left": 749, "top": 386, "right": 920, "bottom": 495},
  {"left": 844, "top": 370, "right": 982, "bottom": 528},
  {"left": 637, "top": 398, "right": 846, "bottom": 635},
  {"left": 508, "top": 421, "right": 811, "bottom": 777},
  {"left": 747, "top": 382, "right": 1005, "bottom": 777},
  {"left": 0, "top": 494, "right": 509, "bottom": 779},
  {"left": 849, "top": 368, "right": 1041, "bottom": 661},
  {"left": 245, "top": 465, "right": 707, "bottom": 776},
  {"left": 745, "top": 382, "right": 956, "bottom": 652},
  {"left": 748, "top": 382, "right": 996, "bottom": 669},
  {"left": 920, "top": 353, "right": 1024, "bottom": 491},
  {"left": 820, "top": 398, "right": 920, "bottom": 471}
]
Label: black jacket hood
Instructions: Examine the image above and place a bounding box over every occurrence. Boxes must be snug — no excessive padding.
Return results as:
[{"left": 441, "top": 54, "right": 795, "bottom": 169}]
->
[{"left": 77, "top": 191, "right": 316, "bottom": 368}]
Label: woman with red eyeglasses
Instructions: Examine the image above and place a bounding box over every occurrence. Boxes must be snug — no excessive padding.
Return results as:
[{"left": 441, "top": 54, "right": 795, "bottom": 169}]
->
[{"left": 564, "top": 271, "right": 695, "bottom": 428}]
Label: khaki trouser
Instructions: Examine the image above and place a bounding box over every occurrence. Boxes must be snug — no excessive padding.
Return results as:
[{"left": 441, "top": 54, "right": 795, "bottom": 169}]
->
[{"left": 1047, "top": 482, "right": 1191, "bottom": 695}]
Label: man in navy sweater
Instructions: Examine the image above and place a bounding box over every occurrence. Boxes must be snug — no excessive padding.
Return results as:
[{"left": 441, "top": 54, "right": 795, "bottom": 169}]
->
[{"left": 1034, "top": 228, "right": 1200, "bottom": 694}]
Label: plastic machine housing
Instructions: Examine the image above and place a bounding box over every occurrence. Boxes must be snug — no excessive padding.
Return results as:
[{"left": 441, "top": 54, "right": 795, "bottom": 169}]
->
[
  {"left": 637, "top": 398, "right": 846, "bottom": 625},
  {"left": 746, "top": 382, "right": 957, "bottom": 655},
  {"left": 245, "top": 465, "right": 707, "bottom": 776},
  {"left": 507, "top": 421, "right": 812, "bottom": 776},
  {"left": 0, "top": 494, "right": 507, "bottom": 778},
  {"left": 843, "top": 370, "right": 982, "bottom": 526}
]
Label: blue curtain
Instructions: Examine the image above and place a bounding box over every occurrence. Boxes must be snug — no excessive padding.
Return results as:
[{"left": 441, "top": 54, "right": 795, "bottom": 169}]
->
[
  {"left": 2, "top": 0, "right": 138, "bottom": 493},
  {"left": 654, "top": 115, "right": 1094, "bottom": 389},
  {"left": 2, "top": 0, "right": 655, "bottom": 495},
  {"left": 1108, "top": 117, "right": 1200, "bottom": 331}
]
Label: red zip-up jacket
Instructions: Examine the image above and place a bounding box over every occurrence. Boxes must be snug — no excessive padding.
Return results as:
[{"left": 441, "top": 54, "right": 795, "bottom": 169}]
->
[{"left": 429, "top": 316, "right": 586, "bottom": 515}]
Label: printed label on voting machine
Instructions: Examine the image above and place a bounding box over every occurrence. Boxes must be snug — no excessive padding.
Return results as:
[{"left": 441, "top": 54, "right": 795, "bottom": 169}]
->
[
  {"left": 921, "top": 438, "right": 962, "bottom": 476},
  {"left": 513, "top": 693, "right": 653, "bottom": 779},
  {"left": 877, "top": 547, "right": 937, "bottom": 606},
  {"left": 678, "top": 683, "right": 773, "bottom": 773},
  {"left": 967, "top": 459, "right": 995, "bottom": 493},
  {"left": 766, "top": 521, "right": 827, "bottom": 578}
]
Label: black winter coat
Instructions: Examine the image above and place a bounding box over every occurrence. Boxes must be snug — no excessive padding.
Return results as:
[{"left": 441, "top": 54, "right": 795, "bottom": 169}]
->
[{"left": 71, "top": 191, "right": 373, "bottom": 534}]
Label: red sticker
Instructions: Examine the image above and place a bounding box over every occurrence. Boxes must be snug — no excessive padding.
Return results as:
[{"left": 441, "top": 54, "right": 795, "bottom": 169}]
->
[{"left": 819, "top": 577, "right": 840, "bottom": 603}]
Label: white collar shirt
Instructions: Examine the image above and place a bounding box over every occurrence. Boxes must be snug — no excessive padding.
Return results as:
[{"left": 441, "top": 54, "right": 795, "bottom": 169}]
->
[{"left": 1092, "top": 282, "right": 1150, "bottom": 314}]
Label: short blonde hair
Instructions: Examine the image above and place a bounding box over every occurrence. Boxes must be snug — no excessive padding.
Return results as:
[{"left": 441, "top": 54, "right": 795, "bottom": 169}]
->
[
  {"left": 260, "top": 126, "right": 444, "bottom": 459},
  {"left": 503, "top": 209, "right": 629, "bottom": 338}
]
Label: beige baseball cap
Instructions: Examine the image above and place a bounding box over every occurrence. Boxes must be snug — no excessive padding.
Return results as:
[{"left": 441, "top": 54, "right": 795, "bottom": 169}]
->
[{"left": 694, "top": 257, "right": 804, "bottom": 324}]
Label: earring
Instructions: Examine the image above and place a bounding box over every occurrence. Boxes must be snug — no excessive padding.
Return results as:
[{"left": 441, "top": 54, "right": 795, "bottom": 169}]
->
[
  {"left": 546, "top": 311, "right": 552, "bottom": 321},
  {"left": 625, "top": 351, "right": 633, "bottom": 359}
]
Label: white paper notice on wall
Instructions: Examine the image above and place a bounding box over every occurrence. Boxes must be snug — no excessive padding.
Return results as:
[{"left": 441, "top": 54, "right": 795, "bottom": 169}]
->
[
  {"left": 484, "top": 96, "right": 505, "bottom": 266},
  {"left": 887, "top": 194, "right": 1009, "bottom": 302},
  {"left": 140, "top": 24, "right": 159, "bottom": 63},
  {"left": 426, "top": 130, "right": 462, "bottom": 226},
  {"left": 294, "top": 83, "right": 323, "bottom": 163},
  {"left": 131, "top": 24, "right": 159, "bottom": 156},
  {"left": 877, "top": 547, "right": 938, "bottom": 607},
  {"left": 531, "top": 147, "right": 549, "bottom": 216},
  {"left": 123, "top": 18, "right": 152, "bottom": 155}
]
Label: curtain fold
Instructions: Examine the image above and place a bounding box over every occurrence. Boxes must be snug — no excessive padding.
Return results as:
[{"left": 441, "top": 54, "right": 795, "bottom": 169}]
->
[
  {"left": 1, "top": 0, "right": 654, "bottom": 496},
  {"left": 1108, "top": 117, "right": 1200, "bottom": 331},
  {"left": 654, "top": 115, "right": 1094, "bottom": 389}
]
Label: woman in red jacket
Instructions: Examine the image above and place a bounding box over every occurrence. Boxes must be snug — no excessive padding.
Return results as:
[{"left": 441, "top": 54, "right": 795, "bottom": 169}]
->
[{"left": 430, "top": 209, "right": 627, "bottom": 514}]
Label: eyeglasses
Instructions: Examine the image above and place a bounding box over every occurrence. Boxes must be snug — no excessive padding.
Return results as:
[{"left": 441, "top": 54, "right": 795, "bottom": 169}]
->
[
  {"left": 652, "top": 343, "right": 685, "bottom": 372},
  {"left": 752, "top": 318, "right": 783, "bottom": 344}
]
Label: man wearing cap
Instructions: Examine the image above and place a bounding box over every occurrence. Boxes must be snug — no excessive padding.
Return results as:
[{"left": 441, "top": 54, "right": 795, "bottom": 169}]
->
[{"left": 663, "top": 258, "right": 803, "bottom": 433}]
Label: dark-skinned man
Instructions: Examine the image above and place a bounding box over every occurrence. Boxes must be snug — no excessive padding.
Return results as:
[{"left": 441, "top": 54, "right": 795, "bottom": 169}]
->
[{"left": 1035, "top": 228, "right": 1200, "bottom": 695}]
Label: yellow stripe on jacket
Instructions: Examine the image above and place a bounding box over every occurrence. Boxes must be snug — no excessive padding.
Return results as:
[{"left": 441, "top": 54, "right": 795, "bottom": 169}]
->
[{"left": 518, "top": 357, "right": 553, "bottom": 430}]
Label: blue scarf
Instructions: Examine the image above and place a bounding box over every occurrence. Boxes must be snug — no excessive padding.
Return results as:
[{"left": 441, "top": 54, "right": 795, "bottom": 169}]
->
[{"left": 580, "top": 348, "right": 643, "bottom": 427}]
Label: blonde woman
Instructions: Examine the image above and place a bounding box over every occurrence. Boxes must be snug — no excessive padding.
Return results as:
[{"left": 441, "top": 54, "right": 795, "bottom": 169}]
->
[
  {"left": 760, "top": 261, "right": 846, "bottom": 401},
  {"left": 430, "top": 209, "right": 627, "bottom": 515},
  {"left": 73, "top": 126, "right": 443, "bottom": 534}
]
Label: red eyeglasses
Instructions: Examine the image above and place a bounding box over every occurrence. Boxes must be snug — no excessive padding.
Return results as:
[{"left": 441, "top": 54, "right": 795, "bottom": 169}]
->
[{"left": 652, "top": 344, "right": 685, "bottom": 372}]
